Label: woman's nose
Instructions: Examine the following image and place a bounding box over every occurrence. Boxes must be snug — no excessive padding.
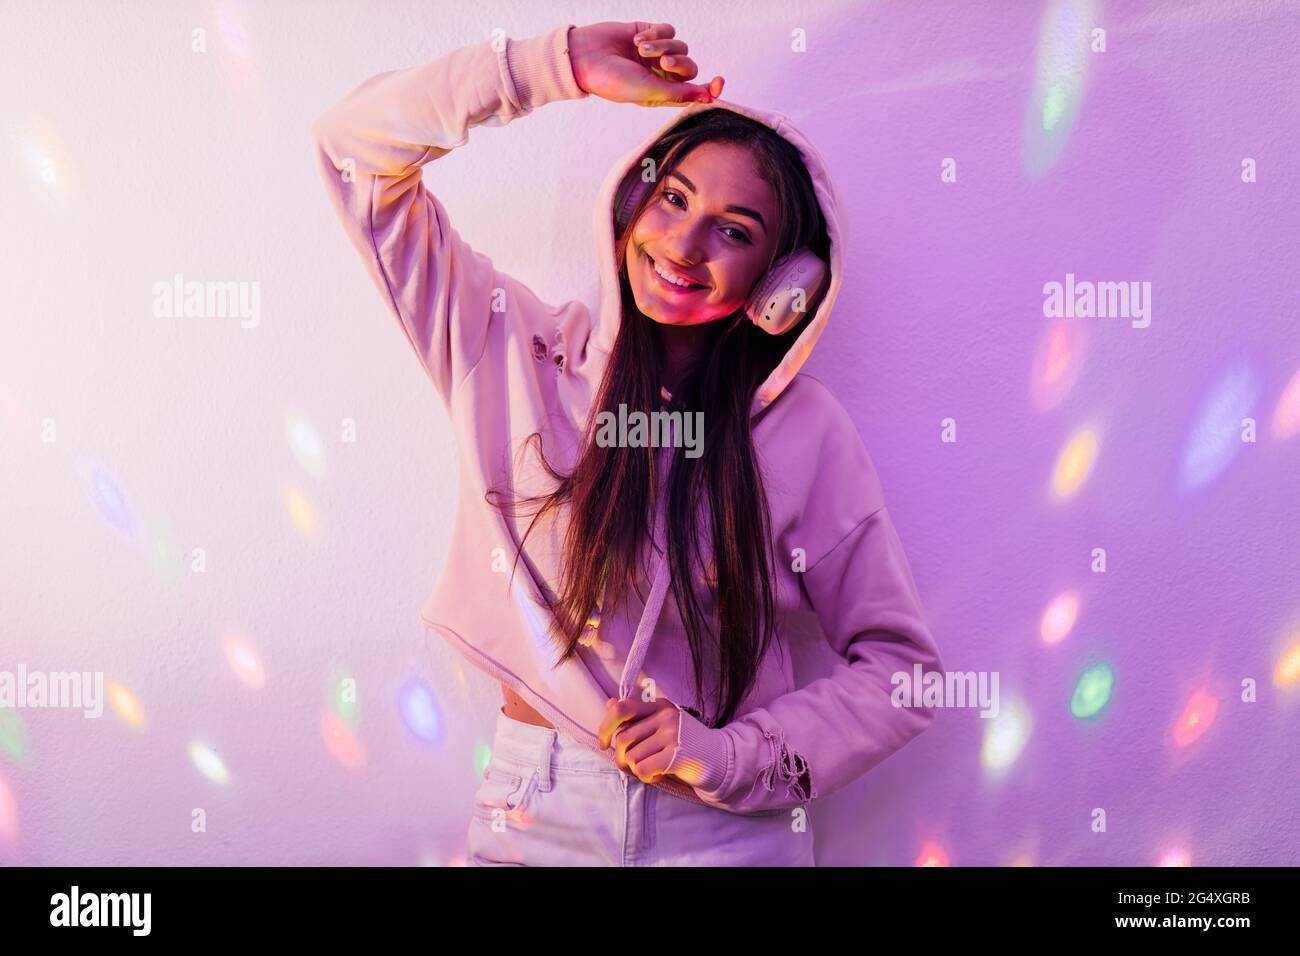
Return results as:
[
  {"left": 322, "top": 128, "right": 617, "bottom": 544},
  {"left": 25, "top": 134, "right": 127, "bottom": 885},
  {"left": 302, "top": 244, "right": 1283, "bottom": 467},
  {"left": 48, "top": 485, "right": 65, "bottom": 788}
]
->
[{"left": 661, "top": 235, "right": 704, "bottom": 267}]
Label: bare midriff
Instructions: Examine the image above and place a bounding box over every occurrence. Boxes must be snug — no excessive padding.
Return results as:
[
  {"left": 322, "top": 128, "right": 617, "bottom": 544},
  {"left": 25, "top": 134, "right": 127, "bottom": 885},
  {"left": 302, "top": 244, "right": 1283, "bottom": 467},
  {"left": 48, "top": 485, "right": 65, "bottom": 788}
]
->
[{"left": 501, "top": 683, "right": 557, "bottom": 729}]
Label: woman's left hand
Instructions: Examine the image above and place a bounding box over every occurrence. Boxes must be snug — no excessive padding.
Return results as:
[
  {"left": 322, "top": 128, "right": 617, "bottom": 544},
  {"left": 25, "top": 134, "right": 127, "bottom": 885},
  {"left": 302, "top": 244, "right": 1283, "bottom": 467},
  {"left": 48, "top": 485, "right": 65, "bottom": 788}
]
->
[
  {"left": 598, "top": 695, "right": 682, "bottom": 783},
  {"left": 601, "top": 695, "right": 732, "bottom": 789}
]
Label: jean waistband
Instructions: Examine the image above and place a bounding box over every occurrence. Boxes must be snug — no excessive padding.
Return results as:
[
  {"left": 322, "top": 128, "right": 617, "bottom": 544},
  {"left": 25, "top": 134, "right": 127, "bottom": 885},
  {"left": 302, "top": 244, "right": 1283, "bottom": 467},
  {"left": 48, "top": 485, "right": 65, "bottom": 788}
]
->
[{"left": 491, "top": 707, "right": 620, "bottom": 776}]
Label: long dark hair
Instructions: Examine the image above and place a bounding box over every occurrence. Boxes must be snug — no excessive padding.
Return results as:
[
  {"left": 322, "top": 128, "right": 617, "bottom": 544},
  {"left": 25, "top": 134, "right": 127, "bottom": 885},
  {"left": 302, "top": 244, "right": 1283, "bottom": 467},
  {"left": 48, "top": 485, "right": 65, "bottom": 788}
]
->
[{"left": 487, "top": 109, "right": 830, "bottom": 727}]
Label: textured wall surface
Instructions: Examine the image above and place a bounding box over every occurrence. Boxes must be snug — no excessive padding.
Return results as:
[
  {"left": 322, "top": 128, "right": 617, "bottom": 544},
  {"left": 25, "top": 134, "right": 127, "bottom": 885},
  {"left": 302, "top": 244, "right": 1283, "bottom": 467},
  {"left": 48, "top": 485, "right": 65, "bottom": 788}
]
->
[{"left": 2, "top": 0, "right": 1298, "bottom": 866}]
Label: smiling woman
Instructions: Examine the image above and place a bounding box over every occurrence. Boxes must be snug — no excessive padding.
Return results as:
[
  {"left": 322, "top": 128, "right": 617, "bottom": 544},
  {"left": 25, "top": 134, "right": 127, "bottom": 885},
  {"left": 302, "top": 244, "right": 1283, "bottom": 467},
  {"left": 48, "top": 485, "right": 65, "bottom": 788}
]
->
[
  {"left": 509, "top": 105, "right": 838, "bottom": 748},
  {"left": 627, "top": 144, "right": 778, "bottom": 329},
  {"left": 313, "top": 19, "right": 943, "bottom": 867}
]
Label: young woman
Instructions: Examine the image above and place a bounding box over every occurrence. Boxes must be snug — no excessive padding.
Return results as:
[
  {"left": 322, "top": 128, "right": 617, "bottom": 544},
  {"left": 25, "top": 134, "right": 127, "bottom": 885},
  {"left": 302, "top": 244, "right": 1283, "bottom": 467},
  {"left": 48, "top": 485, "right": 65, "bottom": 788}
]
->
[{"left": 313, "top": 20, "right": 944, "bottom": 866}]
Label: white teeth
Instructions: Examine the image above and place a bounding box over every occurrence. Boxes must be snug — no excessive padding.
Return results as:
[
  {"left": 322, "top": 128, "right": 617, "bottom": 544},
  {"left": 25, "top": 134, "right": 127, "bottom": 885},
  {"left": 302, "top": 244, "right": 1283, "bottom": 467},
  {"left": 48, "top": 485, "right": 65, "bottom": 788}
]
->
[{"left": 652, "top": 259, "right": 701, "bottom": 288}]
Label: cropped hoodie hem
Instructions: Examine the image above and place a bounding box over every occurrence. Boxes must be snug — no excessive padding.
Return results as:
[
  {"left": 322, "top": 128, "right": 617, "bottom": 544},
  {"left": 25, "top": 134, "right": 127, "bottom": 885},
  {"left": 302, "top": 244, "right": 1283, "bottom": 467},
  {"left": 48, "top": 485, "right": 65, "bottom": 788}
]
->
[{"left": 312, "top": 23, "right": 945, "bottom": 817}]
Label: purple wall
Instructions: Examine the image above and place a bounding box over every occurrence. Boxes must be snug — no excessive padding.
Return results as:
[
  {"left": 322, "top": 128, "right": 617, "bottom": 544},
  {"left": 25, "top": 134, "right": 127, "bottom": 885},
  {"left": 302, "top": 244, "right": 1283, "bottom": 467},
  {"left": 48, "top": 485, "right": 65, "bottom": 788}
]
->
[{"left": 2, "top": 0, "right": 1297, "bottom": 865}]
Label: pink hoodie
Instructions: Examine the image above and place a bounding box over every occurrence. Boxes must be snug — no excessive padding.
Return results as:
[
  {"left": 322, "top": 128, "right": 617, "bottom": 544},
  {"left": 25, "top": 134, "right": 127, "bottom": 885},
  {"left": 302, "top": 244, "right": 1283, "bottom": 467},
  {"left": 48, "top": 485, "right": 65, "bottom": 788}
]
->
[{"left": 312, "top": 24, "right": 945, "bottom": 816}]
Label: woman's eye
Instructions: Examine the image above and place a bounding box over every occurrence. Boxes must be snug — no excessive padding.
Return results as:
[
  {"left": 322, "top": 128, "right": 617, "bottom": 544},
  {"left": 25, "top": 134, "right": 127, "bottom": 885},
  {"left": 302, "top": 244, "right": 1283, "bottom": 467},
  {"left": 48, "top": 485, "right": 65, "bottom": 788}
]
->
[{"left": 661, "top": 189, "right": 750, "bottom": 243}]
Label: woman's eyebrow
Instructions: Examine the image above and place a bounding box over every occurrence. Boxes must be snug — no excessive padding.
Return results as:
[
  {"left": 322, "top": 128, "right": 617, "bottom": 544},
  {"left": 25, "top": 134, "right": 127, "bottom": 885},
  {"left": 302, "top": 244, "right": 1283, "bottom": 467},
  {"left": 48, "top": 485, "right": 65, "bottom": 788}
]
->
[{"left": 665, "top": 170, "right": 767, "bottom": 232}]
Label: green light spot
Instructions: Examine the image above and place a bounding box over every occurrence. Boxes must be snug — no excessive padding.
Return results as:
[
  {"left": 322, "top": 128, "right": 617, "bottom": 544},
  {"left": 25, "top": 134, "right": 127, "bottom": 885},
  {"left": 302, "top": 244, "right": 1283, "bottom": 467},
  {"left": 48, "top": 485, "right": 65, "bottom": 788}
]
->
[
  {"left": 0, "top": 709, "right": 29, "bottom": 764},
  {"left": 474, "top": 742, "right": 492, "bottom": 779},
  {"left": 332, "top": 673, "right": 359, "bottom": 726},
  {"left": 1071, "top": 662, "right": 1114, "bottom": 719},
  {"left": 1042, "top": 83, "right": 1066, "bottom": 131}
]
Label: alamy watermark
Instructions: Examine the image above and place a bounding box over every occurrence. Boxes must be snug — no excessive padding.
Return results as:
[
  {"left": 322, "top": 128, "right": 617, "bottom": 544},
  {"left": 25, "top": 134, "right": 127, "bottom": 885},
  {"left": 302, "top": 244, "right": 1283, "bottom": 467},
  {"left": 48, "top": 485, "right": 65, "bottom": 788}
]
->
[
  {"left": 594, "top": 404, "right": 704, "bottom": 459},
  {"left": 50, "top": 886, "right": 151, "bottom": 935},
  {"left": 152, "top": 272, "right": 261, "bottom": 329},
  {"left": 1043, "top": 272, "right": 1150, "bottom": 328},
  {"left": 891, "top": 664, "right": 999, "bottom": 718},
  {"left": 0, "top": 666, "right": 104, "bottom": 718}
]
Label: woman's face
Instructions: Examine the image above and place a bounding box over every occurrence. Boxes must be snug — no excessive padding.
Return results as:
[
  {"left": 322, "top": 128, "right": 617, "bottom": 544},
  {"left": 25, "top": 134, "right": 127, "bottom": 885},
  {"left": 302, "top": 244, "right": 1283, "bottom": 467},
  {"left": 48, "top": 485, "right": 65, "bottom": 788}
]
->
[{"left": 624, "top": 141, "right": 780, "bottom": 327}]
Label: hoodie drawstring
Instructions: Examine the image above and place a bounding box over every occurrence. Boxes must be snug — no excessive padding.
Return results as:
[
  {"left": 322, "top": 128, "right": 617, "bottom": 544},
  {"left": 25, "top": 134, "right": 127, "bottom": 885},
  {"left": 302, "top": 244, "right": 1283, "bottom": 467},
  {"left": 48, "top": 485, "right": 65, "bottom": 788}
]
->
[
  {"left": 617, "top": 518, "right": 670, "bottom": 702},
  {"left": 616, "top": 414, "right": 676, "bottom": 703}
]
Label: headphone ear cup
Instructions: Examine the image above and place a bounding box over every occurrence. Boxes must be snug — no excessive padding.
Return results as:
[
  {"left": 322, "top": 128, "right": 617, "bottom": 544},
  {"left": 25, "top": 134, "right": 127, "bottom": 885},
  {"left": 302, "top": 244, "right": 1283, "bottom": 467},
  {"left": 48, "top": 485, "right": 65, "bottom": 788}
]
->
[{"left": 744, "top": 248, "right": 828, "bottom": 335}]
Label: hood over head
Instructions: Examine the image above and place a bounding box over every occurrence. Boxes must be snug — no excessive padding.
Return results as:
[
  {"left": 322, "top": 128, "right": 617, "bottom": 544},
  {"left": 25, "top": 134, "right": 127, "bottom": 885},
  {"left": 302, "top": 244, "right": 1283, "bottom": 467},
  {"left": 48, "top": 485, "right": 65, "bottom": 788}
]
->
[
  {"left": 579, "top": 98, "right": 849, "bottom": 724},
  {"left": 589, "top": 97, "right": 846, "bottom": 420}
]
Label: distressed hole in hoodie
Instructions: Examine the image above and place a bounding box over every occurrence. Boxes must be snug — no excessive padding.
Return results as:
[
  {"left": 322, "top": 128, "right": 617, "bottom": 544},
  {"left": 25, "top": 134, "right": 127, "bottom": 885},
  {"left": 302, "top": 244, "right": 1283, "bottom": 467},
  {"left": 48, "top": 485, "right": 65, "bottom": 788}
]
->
[
  {"left": 760, "top": 729, "right": 816, "bottom": 804},
  {"left": 531, "top": 333, "right": 548, "bottom": 362}
]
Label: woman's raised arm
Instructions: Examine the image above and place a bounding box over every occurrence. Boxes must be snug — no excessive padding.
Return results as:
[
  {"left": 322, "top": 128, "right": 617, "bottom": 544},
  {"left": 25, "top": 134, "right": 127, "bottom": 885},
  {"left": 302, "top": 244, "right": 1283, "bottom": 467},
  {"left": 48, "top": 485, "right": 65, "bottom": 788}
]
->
[
  {"left": 310, "top": 25, "right": 588, "bottom": 407},
  {"left": 310, "top": 21, "right": 722, "bottom": 410}
]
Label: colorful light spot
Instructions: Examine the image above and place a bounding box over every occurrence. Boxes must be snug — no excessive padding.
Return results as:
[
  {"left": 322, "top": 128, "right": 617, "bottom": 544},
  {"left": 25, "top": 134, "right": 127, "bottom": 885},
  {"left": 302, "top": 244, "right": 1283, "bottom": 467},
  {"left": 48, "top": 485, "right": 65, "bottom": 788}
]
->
[
  {"left": 107, "top": 680, "right": 145, "bottom": 730},
  {"left": 1159, "top": 847, "right": 1191, "bottom": 867},
  {"left": 1178, "top": 360, "right": 1261, "bottom": 491},
  {"left": 285, "top": 485, "right": 317, "bottom": 535},
  {"left": 474, "top": 742, "right": 492, "bottom": 779},
  {"left": 1070, "top": 662, "right": 1114, "bottom": 719},
  {"left": 1022, "top": 0, "right": 1097, "bottom": 179},
  {"left": 212, "top": 0, "right": 266, "bottom": 140},
  {"left": 1274, "top": 636, "right": 1300, "bottom": 688},
  {"left": 78, "top": 460, "right": 135, "bottom": 537},
  {"left": 223, "top": 632, "right": 266, "bottom": 690},
  {"left": 0, "top": 772, "right": 18, "bottom": 842},
  {"left": 331, "top": 674, "right": 359, "bottom": 725},
  {"left": 1040, "top": 591, "right": 1079, "bottom": 644},
  {"left": 286, "top": 411, "right": 327, "bottom": 479},
  {"left": 399, "top": 679, "right": 441, "bottom": 743},
  {"left": 15, "top": 118, "right": 78, "bottom": 205},
  {"left": 1030, "top": 320, "right": 1083, "bottom": 412},
  {"left": 1170, "top": 688, "right": 1219, "bottom": 749},
  {"left": 982, "top": 697, "right": 1033, "bottom": 775},
  {"left": 321, "top": 712, "right": 366, "bottom": 771},
  {"left": 1051, "top": 426, "right": 1100, "bottom": 500},
  {"left": 1041, "top": 83, "right": 1067, "bottom": 131},
  {"left": 0, "top": 709, "right": 29, "bottom": 764},
  {"left": 1270, "top": 366, "right": 1300, "bottom": 439},
  {"left": 915, "top": 841, "right": 951, "bottom": 867},
  {"left": 19, "top": 131, "right": 58, "bottom": 186},
  {"left": 187, "top": 742, "right": 230, "bottom": 785},
  {"left": 142, "top": 514, "right": 182, "bottom": 582}
]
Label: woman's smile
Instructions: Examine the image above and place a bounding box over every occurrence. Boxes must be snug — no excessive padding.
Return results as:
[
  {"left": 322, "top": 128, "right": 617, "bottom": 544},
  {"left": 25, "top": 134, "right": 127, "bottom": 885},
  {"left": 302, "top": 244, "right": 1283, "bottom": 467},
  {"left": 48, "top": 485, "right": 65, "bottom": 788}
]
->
[{"left": 646, "top": 251, "right": 709, "bottom": 296}]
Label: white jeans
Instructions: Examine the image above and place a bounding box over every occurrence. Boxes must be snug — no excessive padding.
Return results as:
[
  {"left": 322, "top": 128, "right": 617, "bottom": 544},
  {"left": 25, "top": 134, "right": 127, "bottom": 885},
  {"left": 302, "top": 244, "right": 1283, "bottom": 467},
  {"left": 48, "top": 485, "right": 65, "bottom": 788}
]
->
[{"left": 466, "top": 707, "right": 816, "bottom": 866}]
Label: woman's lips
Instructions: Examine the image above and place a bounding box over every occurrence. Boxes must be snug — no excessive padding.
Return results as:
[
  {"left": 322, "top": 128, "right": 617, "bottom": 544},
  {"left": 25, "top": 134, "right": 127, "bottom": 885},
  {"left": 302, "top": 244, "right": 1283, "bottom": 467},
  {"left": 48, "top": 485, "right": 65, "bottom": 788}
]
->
[{"left": 647, "top": 254, "right": 707, "bottom": 295}]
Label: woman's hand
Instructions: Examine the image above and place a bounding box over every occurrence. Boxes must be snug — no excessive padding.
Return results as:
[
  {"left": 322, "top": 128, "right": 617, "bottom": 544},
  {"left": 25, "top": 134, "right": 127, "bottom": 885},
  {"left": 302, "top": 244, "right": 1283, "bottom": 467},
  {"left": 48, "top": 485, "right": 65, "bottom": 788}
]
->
[
  {"left": 568, "top": 21, "right": 724, "bottom": 107},
  {"left": 599, "top": 694, "right": 730, "bottom": 790}
]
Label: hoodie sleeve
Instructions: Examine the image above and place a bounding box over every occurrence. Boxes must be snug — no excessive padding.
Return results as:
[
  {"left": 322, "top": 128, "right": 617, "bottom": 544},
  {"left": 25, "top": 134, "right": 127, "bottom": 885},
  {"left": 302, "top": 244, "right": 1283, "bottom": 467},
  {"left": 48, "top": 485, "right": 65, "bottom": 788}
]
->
[
  {"left": 310, "top": 25, "right": 588, "bottom": 408},
  {"left": 677, "top": 406, "right": 945, "bottom": 815}
]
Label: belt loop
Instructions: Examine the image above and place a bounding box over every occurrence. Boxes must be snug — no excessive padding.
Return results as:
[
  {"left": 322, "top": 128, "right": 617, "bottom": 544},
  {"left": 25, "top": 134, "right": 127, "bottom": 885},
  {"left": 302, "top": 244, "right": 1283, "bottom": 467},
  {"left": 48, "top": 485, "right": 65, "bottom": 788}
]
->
[{"left": 536, "top": 728, "right": 556, "bottom": 792}]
